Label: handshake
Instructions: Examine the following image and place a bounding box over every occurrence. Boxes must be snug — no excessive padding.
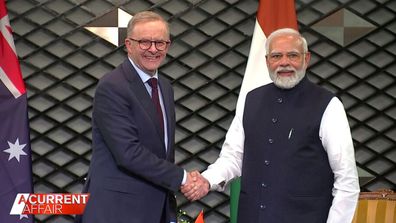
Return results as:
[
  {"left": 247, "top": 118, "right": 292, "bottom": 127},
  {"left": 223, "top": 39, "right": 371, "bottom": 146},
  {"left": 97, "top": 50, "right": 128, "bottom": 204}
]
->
[{"left": 181, "top": 171, "right": 210, "bottom": 201}]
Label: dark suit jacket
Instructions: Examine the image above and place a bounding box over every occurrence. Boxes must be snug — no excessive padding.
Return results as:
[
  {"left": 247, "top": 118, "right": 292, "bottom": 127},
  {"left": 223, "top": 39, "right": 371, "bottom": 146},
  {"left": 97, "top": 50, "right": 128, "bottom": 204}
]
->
[{"left": 80, "top": 59, "right": 184, "bottom": 223}]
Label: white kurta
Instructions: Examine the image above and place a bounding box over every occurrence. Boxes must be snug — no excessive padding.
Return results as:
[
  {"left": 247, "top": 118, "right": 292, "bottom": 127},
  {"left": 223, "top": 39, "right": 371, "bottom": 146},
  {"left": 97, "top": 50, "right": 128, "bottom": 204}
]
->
[{"left": 202, "top": 97, "right": 360, "bottom": 223}]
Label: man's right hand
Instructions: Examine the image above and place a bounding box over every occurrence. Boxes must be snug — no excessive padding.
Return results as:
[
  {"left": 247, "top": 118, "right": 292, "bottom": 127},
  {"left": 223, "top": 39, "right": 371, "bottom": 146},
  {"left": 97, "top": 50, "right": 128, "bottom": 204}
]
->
[{"left": 181, "top": 171, "right": 210, "bottom": 201}]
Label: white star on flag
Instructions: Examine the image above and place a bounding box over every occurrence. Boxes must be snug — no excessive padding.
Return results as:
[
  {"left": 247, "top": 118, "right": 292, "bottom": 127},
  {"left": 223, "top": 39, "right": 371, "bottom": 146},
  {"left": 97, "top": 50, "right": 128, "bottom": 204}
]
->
[
  {"left": 1, "top": 1, "right": 33, "bottom": 222},
  {"left": 3, "top": 138, "right": 27, "bottom": 162},
  {"left": 19, "top": 214, "right": 28, "bottom": 220}
]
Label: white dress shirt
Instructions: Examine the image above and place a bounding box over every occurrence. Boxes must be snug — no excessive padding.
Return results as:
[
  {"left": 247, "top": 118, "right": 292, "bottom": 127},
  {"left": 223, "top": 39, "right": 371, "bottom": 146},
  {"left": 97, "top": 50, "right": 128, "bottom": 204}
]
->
[{"left": 202, "top": 97, "right": 360, "bottom": 223}]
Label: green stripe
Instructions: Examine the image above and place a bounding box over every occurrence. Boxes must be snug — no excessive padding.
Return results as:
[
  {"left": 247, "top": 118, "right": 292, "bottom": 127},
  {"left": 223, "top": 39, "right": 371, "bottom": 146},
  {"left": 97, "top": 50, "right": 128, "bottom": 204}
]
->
[{"left": 230, "top": 178, "right": 241, "bottom": 223}]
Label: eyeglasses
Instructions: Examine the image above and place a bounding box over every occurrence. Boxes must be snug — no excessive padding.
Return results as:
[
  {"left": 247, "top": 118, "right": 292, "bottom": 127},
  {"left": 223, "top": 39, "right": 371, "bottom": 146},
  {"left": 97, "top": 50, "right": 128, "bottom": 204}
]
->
[
  {"left": 128, "top": 38, "right": 170, "bottom": 51},
  {"left": 267, "top": 52, "right": 305, "bottom": 63}
]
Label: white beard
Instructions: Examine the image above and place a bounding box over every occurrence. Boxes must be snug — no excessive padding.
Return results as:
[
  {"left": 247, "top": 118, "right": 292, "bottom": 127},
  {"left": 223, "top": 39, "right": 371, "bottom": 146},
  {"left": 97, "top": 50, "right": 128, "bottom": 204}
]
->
[{"left": 269, "top": 66, "right": 306, "bottom": 89}]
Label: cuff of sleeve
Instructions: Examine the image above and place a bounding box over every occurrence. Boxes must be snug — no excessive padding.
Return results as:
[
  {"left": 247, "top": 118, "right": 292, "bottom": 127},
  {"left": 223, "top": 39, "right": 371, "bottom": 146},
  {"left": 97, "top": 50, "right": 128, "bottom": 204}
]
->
[
  {"left": 201, "top": 171, "right": 226, "bottom": 191},
  {"left": 181, "top": 170, "right": 187, "bottom": 185}
]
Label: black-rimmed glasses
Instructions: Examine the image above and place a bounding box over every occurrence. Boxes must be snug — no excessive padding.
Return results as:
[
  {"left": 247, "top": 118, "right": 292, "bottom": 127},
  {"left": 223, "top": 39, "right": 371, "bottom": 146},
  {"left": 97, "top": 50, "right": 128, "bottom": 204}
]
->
[{"left": 128, "top": 38, "right": 170, "bottom": 51}]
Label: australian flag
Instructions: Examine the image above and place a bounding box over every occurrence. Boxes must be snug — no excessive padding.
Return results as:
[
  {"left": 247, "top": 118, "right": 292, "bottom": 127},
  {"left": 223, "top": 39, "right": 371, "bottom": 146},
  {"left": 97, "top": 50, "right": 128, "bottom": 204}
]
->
[{"left": 0, "top": 0, "right": 33, "bottom": 222}]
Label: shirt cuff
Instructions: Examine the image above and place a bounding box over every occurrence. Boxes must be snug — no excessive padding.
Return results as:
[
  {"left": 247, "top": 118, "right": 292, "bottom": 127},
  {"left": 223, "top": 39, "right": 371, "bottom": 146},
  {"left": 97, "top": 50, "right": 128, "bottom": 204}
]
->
[{"left": 181, "top": 170, "right": 187, "bottom": 185}]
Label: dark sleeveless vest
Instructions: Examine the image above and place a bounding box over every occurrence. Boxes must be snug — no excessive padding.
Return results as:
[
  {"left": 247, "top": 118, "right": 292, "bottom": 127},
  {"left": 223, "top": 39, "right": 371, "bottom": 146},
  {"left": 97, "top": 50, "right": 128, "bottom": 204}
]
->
[{"left": 239, "top": 77, "right": 335, "bottom": 223}]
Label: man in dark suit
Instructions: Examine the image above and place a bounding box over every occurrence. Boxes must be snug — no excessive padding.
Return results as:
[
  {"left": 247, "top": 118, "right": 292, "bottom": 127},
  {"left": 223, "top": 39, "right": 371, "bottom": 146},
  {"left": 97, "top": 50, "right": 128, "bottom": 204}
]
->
[{"left": 79, "top": 11, "right": 194, "bottom": 223}]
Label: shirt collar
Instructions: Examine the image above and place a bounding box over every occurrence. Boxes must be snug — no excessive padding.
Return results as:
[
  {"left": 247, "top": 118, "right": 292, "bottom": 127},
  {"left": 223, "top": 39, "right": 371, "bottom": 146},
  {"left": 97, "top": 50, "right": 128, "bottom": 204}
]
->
[{"left": 128, "top": 57, "right": 159, "bottom": 83}]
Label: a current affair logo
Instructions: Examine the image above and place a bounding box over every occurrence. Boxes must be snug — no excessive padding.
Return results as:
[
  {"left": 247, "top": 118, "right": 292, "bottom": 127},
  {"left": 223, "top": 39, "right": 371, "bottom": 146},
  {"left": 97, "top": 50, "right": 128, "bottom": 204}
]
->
[{"left": 10, "top": 193, "right": 90, "bottom": 215}]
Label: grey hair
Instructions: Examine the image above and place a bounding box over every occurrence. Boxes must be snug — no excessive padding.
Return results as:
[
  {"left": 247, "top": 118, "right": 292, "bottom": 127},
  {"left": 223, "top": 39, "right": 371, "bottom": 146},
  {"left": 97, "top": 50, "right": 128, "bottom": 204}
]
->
[
  {"left": 126, "top": 11, "right": 169, "bottom": 38},
  {"left": 265, "top": 28, "right": 308, "bottom": 54}
]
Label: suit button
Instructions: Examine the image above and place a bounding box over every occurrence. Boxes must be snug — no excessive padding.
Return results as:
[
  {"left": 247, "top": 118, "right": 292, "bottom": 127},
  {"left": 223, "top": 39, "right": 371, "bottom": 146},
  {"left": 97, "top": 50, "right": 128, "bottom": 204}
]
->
[
  {"left": 261, "top": 183, "right": 267, "bottom": 188},
  {"left": 277, "top": 98, "right": 283, "bottom": 103},
  {"left": 260, "top": 204, "right": 266, "bottom": 209},
  {"left": 272, "top": 118, "right": 277, "bottom": 123},
  {"left": 268, "top": 138, "right": 274, "bottom": 144},
  {"left": 264, "top": 160, "right": 270, "bottom": 165}
]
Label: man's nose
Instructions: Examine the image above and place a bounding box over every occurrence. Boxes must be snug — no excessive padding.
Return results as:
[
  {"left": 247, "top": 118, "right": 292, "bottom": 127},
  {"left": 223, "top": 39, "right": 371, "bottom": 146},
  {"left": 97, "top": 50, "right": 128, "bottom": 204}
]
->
[
  {"left": 278, "top": 55, "right": 291, "bottom": 65},
  {"left": 147, "top": 42, "right": 158, "bottom": 52}
]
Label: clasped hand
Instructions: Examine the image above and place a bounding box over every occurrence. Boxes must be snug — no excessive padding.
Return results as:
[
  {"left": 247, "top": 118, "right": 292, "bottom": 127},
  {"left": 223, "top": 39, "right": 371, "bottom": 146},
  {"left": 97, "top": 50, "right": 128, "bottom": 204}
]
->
[{"left": 181, "top": 171, "right": 210, "bottom": 201}]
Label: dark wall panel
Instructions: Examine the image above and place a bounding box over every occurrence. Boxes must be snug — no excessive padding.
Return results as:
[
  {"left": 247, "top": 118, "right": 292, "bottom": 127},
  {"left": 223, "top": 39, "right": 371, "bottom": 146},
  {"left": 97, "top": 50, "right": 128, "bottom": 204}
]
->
[{"left": 6, "top": 0, "right": 395, "bottom": 222}]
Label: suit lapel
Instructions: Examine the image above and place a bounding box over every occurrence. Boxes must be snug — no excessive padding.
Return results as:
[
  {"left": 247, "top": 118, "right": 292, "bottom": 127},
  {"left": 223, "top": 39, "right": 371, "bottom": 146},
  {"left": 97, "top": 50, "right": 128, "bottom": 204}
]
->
[
  {"left": 121, "top": 60, "right": 165, "bottom": 143},
  {"left": 158, "top": 76, "right": 173, "bottom": 157}
]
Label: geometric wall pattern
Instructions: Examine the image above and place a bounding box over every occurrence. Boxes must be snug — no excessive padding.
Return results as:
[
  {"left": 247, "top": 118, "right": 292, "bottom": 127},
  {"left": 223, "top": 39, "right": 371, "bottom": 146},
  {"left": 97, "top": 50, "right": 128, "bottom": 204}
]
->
[{"left": 6, "top": 0, "right": 396, "bottom": 222}]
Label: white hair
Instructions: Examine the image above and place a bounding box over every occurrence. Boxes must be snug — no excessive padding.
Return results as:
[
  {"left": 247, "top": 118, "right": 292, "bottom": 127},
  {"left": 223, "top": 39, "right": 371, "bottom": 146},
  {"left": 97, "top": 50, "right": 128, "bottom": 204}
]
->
[{"left": 265, "top": 28, "right": 308, "bottom": 54}]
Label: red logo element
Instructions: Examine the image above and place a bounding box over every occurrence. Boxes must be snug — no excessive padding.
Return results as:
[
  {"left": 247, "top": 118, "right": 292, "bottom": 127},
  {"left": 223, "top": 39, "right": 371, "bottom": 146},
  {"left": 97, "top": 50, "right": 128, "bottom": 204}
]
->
[{"left": 11, "top": 193, "right": 90, "bottom": 215}]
